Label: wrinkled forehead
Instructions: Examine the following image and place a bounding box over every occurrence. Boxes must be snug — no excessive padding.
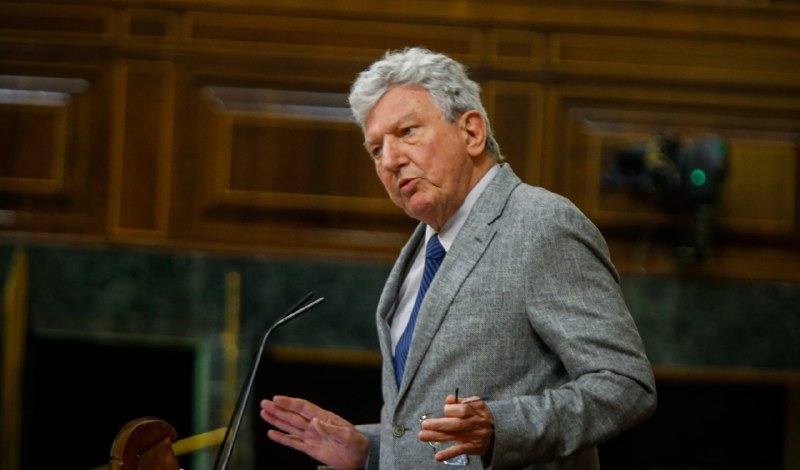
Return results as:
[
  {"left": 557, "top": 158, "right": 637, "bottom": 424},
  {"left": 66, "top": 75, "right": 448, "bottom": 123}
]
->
[{"left": 363, "top": 86, "right": 440, "bottom": 129}]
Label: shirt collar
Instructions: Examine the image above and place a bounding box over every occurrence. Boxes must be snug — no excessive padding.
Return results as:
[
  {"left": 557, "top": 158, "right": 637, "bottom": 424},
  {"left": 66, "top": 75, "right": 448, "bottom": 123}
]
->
[{"left": 425, "top": 164, "right": 499, "bottom": 250}]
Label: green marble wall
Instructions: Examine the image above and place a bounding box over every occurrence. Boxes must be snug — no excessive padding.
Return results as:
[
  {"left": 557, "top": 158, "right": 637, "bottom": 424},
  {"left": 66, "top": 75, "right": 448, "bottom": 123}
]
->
[
  {"left": 623, "top": 275, "right": 800, "bottom": 371},
  {"left": 7, "top": 244, "right": 385, "bottom": 350},
  {"left": 3, "top": 241, "right": 800, "bottom": 382}
]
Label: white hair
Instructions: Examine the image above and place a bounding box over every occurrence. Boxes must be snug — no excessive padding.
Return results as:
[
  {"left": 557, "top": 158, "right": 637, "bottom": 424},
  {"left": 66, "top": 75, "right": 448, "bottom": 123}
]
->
[{"left": 348, "top": 47, "right": 502, "bottom": 161}]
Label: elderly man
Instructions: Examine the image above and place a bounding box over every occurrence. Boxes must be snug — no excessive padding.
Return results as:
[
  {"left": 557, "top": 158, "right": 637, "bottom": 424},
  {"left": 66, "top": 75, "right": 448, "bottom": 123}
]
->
[{"left": 260, "top": 47, "right": 656, "bottom": 469}]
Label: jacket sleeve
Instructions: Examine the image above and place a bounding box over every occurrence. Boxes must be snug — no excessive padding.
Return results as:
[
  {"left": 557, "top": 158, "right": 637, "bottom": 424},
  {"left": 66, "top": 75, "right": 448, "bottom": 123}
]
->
[
  {"left": 355, "top": 423, "right": 381, "bottom": 469},
  {"left": 488, "top": 196, "right": 657, "bottom": 468}
]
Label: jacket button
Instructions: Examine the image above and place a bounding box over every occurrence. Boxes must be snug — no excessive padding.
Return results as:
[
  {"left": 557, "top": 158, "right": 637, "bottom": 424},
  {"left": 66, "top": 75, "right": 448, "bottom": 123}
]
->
[{"left": 392, "top": 425, "right": 405, "bottom": 437}]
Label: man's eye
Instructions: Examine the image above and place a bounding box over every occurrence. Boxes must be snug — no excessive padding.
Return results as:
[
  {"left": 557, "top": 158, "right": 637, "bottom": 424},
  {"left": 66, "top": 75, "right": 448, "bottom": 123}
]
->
[
  {"left": 401, "top": 126, "right": 416, "bottom": 136},
  {"left": 370, "top": 146, "right": 382, "bottom": 158}
]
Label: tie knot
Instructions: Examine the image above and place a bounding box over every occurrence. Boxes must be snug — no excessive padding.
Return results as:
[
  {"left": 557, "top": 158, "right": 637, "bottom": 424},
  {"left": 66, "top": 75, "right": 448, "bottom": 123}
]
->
[{"left": 426, "top": 234, "right": 446, "bottom": 261}]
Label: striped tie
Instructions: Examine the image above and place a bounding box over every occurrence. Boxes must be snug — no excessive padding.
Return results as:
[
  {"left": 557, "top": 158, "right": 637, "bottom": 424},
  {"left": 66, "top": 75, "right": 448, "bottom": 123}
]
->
[{"left": 394, "top": 234, "right": 446, "bottom": 387}]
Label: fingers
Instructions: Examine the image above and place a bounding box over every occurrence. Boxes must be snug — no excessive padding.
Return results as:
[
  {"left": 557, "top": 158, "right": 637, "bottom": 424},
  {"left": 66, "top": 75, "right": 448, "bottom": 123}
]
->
[
  {"left": 440, "top": 396, "right": 488, "bottom": 420},
  {"left": 260, "top": 407, "right": 298, "bottom": 431},
  {"left": 260, "top": 399, "right": 311, "bottom": 436},
  {"left": 423, "top": 417, "right": 494, "bottom": 462},
  {"left": 266, "top": 428, "right": 308, "bottom": 453},
  {"left": 459, "top": 395, "right": 486, "bottom": 405},
  {"left": 419, "top": 397, "right": 494, "bottom": 458},
  {"left": 261, "top": 401, "right": 314, "bottom": 456},
  {"left": 270, "top": 395, "right": 352, "bottom": 428},
  {"left": 260, "top": 396, "right": 369, "bottom": 469},
  {"left": 421, "top": 397, "right": 489, "bottom": 435},
  {"left": 271, "top": 395, "right": 325, "bottom": 420}
]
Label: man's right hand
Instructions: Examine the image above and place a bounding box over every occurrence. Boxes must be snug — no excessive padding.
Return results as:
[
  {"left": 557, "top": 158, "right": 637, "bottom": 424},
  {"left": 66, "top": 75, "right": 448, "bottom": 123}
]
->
[{"left": 260, "top": 395, "right": 369, "bottom": 469}]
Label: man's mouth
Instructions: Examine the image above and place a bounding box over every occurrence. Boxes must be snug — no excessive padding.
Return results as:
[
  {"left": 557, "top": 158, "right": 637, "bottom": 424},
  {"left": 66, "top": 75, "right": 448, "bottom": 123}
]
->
[{"left": 398, "top": 176, "right": 419, "bottom": 194}]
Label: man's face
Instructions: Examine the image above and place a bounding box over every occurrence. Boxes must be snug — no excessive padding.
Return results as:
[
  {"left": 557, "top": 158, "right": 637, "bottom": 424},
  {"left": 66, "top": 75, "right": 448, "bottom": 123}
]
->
[{"left": 363, "top": 86, "right": 475, "bottom": 230}]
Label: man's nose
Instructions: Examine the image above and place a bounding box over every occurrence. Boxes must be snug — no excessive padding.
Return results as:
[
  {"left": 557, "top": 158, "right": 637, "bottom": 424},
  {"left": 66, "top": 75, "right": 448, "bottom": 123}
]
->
[{"left": 378, "top": 136, "right": 405, "bottom": 169}]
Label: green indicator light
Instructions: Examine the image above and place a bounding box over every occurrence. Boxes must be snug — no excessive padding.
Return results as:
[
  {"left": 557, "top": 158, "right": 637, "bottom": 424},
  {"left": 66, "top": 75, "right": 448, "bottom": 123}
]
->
[{"left": 689, "top": 168, "right": 707, "bottom": 187}]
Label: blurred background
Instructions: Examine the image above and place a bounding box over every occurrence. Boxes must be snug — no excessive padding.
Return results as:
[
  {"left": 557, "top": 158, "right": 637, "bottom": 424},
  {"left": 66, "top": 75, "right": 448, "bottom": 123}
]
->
[{"left": 1, "top": 0, "right": 798, "bottom": 469}]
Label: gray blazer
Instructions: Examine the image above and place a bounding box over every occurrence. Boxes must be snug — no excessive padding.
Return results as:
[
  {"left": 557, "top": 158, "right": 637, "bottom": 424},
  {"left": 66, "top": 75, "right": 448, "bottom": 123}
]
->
[{"left": 358, "top": 164, "right": 656, "bottom": 469}]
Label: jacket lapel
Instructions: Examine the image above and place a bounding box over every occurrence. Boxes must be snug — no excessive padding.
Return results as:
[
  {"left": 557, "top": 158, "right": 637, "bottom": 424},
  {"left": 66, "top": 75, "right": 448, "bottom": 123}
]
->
[{"left": 378, "top": 225, "right": 426, "bottom": 404}]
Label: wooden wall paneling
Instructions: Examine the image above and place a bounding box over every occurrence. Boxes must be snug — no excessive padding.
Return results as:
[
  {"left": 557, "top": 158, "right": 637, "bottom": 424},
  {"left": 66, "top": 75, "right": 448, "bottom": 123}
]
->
[
  {"left": 550, "top": 83, "right": 800, "bottom": 279},
  {"left": 0, "top": 0, "right": 799, "bottom": 270},
  {"left": 486, "top": 29, "right": 547, "bottom": 72},
  {"left": 217, "top": 0, "right": 799, "bottom": 37},
  {"left": 0, "top": 3, "right": 116, "bottom": 43},
  {"left": 171, "top": 67, "right": 413, "bottom": 259},
  {"left": 484, "top": 81, "right": 545, "bottom": 186},
  {"left": 120, "top": 8, "right": 181, "bottom": 42},
  {"left": 720, "top": 136, "right": 796, "bottom": 235},
  {"left": 0, "top": 82, "right": 69, "bottom": 194},
  {"left": 108, "top": 60, "right": 175, "bottom": 242},
  {"left": 539, "top": 85, "right": 562, "bottom": 195},
  {"left": 477, "top": 2, "right": 800, "bottom": 42},
  {"left": 0, "top": 68, "right": 111, "bottom": 236},
  {"left": 554, "top": 85, "right": 800, "bottom": 235},
  {"left": 183, "top": 11, "right": 483, "bottom": 66},
  {"left": 551, "top": 32, "right": 800, "bottom": 88},
  {"left": 564, "top": 116, "right": 671, "bottom": 226}
]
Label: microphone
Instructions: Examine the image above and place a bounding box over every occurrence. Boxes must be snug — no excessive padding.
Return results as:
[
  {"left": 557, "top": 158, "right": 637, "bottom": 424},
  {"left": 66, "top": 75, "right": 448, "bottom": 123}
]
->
[{"left": 214, "top": 292, "right": 325, "bottom": 469}]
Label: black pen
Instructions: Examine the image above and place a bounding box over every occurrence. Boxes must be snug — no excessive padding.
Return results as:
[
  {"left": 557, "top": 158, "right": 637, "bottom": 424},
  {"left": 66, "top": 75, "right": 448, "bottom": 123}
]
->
[{"left": 453, "top": 387, "right": 488, "bottom": 405}]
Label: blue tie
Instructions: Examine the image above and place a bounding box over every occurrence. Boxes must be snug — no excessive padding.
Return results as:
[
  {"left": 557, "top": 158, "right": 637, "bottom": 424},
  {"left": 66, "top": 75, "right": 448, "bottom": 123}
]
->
[{"left": 394, "top": 234, "right": 446, "bottom": 387}]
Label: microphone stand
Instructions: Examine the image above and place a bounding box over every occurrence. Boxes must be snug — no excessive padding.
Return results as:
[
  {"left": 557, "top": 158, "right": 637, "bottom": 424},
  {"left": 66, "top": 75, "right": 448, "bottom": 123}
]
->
[{"left": 214, "top": 292, "right": 325, "bottom": 469}]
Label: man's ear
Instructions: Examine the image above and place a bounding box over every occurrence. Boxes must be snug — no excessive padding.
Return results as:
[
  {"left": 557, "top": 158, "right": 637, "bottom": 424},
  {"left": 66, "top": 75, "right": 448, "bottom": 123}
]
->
[{"left": 460, "top": 110, "right": 488, "bottom": 157}]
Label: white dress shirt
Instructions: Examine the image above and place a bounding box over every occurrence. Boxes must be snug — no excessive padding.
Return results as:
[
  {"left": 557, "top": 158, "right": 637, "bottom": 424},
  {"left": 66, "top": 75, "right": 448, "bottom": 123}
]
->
[{"left": 391, "top": 164, "right": 499, "bottom": 353}]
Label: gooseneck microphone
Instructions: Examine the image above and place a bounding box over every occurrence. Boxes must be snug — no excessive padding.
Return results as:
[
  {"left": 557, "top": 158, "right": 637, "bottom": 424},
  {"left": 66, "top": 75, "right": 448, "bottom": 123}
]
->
[{"left": 214, "top": 292, "right": 325, "bottom": 470}]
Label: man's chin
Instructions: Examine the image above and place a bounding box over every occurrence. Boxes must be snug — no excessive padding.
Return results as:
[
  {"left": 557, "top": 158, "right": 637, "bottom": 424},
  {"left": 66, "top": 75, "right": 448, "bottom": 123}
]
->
[
  {"left": 397, "top": 192, "right": 436, "bottom": 220},
  {"left": 403, "top": 206, "right": 436, "bottom": 226}
]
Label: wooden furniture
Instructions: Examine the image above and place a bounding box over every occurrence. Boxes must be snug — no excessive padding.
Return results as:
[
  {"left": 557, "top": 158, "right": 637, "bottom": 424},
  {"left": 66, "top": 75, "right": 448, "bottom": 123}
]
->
[
  {"left": 98, "top": 418, "right": 227, "bottom": 470},
  {"left": 109, "top": 417, "right": 179, "bottom": 470}
]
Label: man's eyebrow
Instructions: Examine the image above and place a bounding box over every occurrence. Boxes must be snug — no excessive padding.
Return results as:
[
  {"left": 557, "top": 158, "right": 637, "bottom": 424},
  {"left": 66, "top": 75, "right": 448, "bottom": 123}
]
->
[
  {"left": 394, "top": 111, "right": 417, "bottom": 127},
  {"left": 363, "top": 111, "right": 418, "bottom": 150}
]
